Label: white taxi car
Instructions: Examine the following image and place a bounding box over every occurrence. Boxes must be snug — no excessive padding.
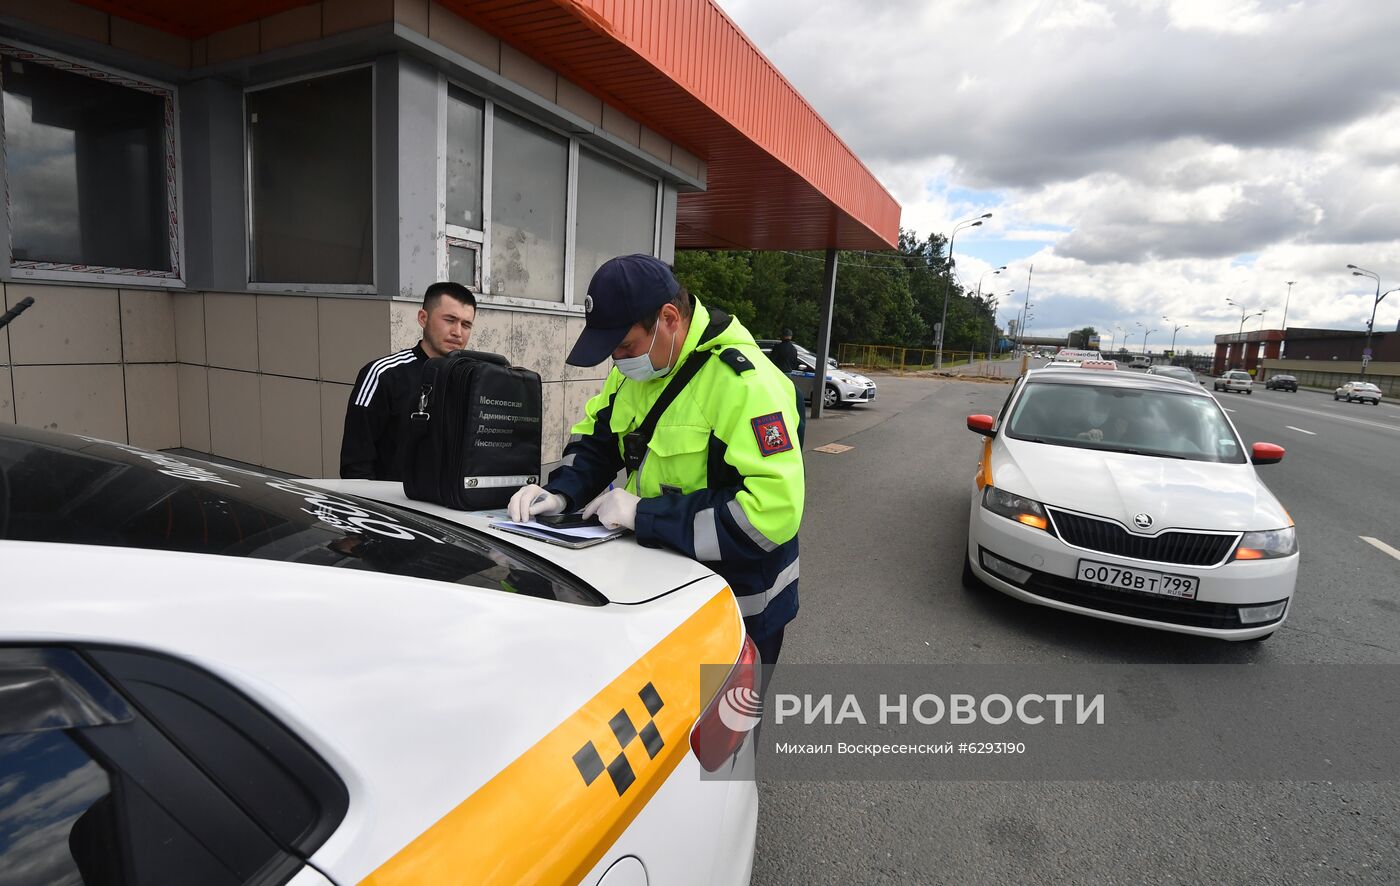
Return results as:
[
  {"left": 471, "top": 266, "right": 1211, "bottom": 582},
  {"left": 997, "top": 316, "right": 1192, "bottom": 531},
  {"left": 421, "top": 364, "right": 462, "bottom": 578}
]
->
[
  {"left": 963, "top": 368, "right": 1298, "bottom": 640},
  {"left": 0, "top": 426, "right": 757, "bottom": 885}
]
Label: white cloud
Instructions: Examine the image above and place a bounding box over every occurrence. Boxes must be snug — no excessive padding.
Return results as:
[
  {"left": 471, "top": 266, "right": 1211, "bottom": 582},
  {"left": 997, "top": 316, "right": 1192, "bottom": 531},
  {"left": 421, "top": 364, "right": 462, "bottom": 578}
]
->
[{"left": 719, "top": 0, "right": 1400, "bottom": 350}]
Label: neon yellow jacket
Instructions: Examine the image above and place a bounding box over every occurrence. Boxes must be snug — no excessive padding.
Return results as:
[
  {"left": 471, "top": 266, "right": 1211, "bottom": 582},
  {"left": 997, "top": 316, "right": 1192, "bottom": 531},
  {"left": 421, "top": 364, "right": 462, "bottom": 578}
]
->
[{"left": 545, "top": 298, "right": 804, "bottom": 638}]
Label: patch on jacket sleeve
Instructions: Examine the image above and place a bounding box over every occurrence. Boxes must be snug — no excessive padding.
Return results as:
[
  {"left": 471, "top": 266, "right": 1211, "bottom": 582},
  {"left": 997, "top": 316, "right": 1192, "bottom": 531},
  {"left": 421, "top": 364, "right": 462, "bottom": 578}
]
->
[
  {"left": 719, "top": 348, "right": 756, "bottom": 374},
  {"left": 750, "top": 412, "right": 794, "bottom": 456}
]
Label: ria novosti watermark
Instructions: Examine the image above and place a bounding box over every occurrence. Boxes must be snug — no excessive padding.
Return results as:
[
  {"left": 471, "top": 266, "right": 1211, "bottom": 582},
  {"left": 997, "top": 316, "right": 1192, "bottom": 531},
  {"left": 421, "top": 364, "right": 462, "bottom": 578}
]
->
[{"left": 700, "top": 664, "right": 1400, "bottom": 782}]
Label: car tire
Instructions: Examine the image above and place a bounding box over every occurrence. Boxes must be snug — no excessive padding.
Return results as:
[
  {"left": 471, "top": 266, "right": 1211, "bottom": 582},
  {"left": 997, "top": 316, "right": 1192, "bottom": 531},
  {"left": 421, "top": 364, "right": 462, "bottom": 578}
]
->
[
  {"left": 1247, "top": 389, "right": 1252, "bottom": 395},
  {"left": 1334, "top": 393, "right": 1340, "bottom": 400},
  {"left": 823, "top": 384, "right": 840, "bottom": 409}
]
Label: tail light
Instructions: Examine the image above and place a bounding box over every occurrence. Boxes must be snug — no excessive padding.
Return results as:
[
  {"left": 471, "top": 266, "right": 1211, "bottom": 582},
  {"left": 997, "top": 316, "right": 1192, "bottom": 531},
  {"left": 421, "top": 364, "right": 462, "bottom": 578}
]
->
[{"left": 689, "top": 634, "right": 760, "bottom": 771}]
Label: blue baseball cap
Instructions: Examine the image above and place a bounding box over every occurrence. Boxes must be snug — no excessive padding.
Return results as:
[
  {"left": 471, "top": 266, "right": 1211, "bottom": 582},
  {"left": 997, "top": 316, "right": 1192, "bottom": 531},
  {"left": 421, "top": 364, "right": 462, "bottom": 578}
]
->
[{"left": 566, "top": 254, "right": 680, "bottom": 367}]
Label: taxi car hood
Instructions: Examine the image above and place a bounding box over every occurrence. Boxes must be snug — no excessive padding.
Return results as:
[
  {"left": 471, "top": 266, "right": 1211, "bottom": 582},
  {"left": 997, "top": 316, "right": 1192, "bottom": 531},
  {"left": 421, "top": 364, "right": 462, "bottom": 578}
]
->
[
  {"left": 309, "top": 480, "right": 717, "bottom": 604},
  {"left": 992, "top": 438, "right": 1289, "bottom": 532}
]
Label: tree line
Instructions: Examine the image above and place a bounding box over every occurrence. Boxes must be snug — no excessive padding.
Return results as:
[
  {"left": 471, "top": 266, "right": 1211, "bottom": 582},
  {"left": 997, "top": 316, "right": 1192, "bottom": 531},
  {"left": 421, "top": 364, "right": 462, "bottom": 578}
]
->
[{"left": 673, "top": 229, "right": 1003, "bottom": 352}]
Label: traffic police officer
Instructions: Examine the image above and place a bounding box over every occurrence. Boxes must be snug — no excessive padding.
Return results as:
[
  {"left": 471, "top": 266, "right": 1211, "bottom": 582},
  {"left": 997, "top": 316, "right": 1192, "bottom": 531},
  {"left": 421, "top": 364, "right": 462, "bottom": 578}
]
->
[{"left": 508, "top": 254, "right": 803, "bottom": 666}]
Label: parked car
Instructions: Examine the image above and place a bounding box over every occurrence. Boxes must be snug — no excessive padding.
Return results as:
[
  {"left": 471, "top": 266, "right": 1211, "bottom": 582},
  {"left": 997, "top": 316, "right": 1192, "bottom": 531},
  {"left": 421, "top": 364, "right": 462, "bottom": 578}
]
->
[
  {"left": 1264, "top": 374, "right": 1298, "bottom": 392},
  {"left": 963, "top": 367, "right": 1297, "bottom": 641},
  {"left": 756, "top": 340, "right": 877, "bottom": 408},
  {"left": 1335, "top": 381, "right": 1383, "bottom": 405},
  {"left": 0, "top": 425, "right": 759, "bottom": 886},
  {"left": 1127, "top": 356, "right": 1152, "bottom": 369},
  {"left": 1146, "top": 365, "right": 1199, "bottom": 385},
  {"left": 1213, "top": 370, "right": 1254, "bottom": 394}
]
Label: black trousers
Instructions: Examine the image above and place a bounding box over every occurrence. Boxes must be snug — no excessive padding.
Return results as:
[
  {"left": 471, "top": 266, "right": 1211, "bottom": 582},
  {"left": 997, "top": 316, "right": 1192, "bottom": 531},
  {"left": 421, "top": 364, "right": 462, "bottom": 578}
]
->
[{"left": 754, "top": 626, "right": 785, "bottom": 697}]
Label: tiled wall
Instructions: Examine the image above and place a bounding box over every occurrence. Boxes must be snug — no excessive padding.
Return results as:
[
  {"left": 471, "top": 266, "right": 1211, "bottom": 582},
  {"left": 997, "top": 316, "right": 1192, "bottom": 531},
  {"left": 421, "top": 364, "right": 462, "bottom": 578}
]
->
[{"left": 1, "top": 282, "right": 606, "bottom": 478}]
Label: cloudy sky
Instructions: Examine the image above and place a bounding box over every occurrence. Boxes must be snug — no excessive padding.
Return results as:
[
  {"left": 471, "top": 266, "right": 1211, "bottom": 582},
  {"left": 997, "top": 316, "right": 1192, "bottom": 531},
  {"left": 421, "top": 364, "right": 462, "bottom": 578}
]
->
[{"left": 722, "top": 0, "right": 1400, "bottom": 352}]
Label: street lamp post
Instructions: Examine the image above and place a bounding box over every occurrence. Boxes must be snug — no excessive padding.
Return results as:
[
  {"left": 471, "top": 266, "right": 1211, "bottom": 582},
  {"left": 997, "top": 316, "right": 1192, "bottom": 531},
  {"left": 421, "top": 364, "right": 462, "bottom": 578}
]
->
[
  {"left": 976, "top": 266, "right": 1006, "bottom": 300},
  {"left": 937, "top": 213, "right": 992, "bottom": 369},
  {"left": 1347, "top": 265, "right": 1391, "bottom": 380},
  {"left": 1162, "top": 316, "right": 1188, "bottom": 355}
]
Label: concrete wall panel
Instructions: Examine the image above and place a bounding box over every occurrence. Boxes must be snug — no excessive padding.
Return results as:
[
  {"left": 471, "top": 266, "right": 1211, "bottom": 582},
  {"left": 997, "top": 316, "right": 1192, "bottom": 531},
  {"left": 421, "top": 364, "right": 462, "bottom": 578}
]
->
[
  {"left": 124, "top": 363, "right": 180, "bottom": 449},
  {"left": 120, "top": 290, "right": 176, "bottom": 363},
  {"left": 177, "top": 364, "right": 211, "bottom": 452},
  {"left": 13, "top": 364, "right": 126, "bottom": 441},
  {"left": 173, "top": 293, "right": 206, "bottom": 364},
  {"left": 320, "top": 381, "right": 353, "bottom": 477},
  {"left": 257, "top": 295, "right": 320, "bottom": 379},
  {"left": 0, "top": 368, "right": 12, "bottom": 424},
  {"left": 318, "top": 297, "right": 390, "bottom": 384},
  {"left": 208, "top": 368, "right": 262, "bottom": 464},
  {"left": 5, "top": 284, "right": 120, "bottom": 365},
  {"left": 205, "top": 293, "right": 259, "bottom": 371},
  {"left": 260, "top": 374, "right": 322, "bottom": 477},
  {"left": 429, "top": 2, "right": 499, "bottom": 71}
]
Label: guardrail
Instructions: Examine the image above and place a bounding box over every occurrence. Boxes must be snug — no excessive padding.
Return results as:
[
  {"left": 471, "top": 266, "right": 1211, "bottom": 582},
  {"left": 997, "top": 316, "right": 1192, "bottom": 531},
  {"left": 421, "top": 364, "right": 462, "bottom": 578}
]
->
[{"left": 836, "top": 343, "right": 1013, "bottom": 373}]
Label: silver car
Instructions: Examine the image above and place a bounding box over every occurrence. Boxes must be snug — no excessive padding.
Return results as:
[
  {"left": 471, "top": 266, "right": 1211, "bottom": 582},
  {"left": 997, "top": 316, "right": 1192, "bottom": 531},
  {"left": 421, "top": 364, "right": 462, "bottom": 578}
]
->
[
  {"left": 1335, "top": 381, "right": 1383, "bottom": 405},
  {"left": 1213, "top": 370, "right": 1254, "bottom": 394},
  {"left": 756, "top": 340, "right": 877, "bottom": 408}
]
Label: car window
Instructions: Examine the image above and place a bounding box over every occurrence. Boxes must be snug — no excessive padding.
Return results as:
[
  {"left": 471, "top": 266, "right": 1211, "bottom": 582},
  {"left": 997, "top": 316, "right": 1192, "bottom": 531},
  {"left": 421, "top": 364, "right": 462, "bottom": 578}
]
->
[
  {"left": 0, "top": 648, "right": 303, "bottom": 886},
  {"left": 1005, "top": 381, "right": 1245, "bottom": 463},
  {"left": 0, "top": 429, "right": 603, "bottom": 606}
]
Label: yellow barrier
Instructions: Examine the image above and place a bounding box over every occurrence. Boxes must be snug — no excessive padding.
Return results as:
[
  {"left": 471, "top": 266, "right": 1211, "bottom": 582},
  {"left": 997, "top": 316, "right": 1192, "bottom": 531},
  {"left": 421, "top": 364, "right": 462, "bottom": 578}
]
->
[{"left": 835, "top": 344, "right": 1014, "bottom": 374}]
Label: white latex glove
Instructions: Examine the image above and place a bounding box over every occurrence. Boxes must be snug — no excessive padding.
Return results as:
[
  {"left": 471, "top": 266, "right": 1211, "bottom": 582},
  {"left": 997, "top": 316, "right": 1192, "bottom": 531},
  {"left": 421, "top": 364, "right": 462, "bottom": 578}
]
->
[
  {"left": 508, "top": 484, "right": 566, "bottom": 523},
  {"left": 582, "top": 487, "right": 641, "bottom": 530}
]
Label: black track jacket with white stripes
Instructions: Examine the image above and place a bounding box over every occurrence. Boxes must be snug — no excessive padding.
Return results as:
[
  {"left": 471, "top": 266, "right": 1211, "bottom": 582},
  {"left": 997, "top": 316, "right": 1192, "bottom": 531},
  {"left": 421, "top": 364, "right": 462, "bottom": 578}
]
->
[{"left": 340, "top": 343, "right": 429, "bottom": 480}]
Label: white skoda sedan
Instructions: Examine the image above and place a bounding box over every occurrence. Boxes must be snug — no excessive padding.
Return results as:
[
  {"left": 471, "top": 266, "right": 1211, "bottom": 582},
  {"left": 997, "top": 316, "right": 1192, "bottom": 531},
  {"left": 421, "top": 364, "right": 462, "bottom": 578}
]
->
[
  {"left": 963, "top": 368, "right": 1298, "bottom": 641},
  {"left": 0, "top": 426, "right": 757, "bottom": 886}
]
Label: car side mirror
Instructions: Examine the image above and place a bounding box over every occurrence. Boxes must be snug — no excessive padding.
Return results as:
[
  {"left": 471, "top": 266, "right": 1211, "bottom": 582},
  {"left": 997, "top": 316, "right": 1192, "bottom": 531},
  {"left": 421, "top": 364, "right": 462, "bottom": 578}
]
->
[
  {"left": 967, "top": 414, "right": 996, "bottom": 437},
  {"left": 1251, "top": 443, "right": 1285, "bottom": 465}
]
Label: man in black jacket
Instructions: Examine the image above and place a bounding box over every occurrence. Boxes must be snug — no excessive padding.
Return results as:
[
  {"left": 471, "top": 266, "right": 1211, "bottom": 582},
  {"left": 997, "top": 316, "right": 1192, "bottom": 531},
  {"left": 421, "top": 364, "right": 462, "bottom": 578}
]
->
[
  {"left": 340, "top": 282, "right": 476, "bottom": 480},
  {"left": 770, "top": 328, "right": 800, "bottom": 373}
]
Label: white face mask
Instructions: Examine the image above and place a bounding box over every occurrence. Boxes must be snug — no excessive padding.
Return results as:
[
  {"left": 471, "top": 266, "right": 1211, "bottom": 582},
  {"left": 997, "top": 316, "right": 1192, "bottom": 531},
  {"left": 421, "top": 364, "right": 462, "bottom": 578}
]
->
[{"left": 614, "top": 322, "right": 676, "bottom": 381}]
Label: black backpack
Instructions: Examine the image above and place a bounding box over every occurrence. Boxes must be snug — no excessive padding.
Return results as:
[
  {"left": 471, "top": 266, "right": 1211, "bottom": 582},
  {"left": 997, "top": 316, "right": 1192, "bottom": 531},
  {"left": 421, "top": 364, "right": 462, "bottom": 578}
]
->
[{"left": 401, "top": 350, "right": 543, "bottom": 510}]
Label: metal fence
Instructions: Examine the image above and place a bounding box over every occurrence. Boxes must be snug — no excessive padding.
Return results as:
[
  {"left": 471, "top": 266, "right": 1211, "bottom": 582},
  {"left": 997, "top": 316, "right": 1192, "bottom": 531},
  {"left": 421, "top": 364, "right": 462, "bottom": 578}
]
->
[{"left": 836, "top": 343, "right": 1011, "bottom": 373}]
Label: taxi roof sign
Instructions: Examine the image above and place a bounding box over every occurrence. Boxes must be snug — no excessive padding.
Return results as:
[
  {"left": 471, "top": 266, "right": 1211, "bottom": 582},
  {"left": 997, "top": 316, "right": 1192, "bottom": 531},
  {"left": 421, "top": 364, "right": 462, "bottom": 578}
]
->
[{"left": 1054, "top": 349, "right": 1103, "bottom": 363}]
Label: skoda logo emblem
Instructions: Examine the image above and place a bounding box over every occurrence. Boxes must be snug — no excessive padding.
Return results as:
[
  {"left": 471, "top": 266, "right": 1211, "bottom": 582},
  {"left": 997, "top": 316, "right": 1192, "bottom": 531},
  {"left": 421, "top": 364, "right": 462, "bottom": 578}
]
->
[
  {"left": 1133, "top": 513, "right": 1154, "bottom": 530},
  {"left": 583, "top": 294, "right": 593, "bottom": 314}
]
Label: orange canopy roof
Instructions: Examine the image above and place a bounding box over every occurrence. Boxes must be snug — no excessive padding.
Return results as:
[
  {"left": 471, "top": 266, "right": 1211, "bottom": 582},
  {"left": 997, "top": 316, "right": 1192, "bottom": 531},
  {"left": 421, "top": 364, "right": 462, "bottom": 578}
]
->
[{"left": 75, "top": 0, "right": 900, "bottom": 250}]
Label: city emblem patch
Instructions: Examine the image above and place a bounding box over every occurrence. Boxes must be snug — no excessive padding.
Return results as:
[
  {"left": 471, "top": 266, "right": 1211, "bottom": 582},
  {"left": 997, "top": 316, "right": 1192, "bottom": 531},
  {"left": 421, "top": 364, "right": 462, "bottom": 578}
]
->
[{"left": 751, "top": 412, "right": 793, "bottom": 456}]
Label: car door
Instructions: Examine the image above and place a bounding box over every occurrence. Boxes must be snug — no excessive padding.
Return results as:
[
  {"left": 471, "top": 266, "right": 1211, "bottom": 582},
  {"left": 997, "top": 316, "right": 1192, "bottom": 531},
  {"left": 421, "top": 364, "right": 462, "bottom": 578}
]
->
[{"left": 0, "top": 646, "right": 347, "bottom": 886}]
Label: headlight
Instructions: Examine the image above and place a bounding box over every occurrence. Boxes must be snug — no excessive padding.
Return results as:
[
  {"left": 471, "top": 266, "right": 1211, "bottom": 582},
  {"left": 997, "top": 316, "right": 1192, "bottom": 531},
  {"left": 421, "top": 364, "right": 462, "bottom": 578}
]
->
[
  {"left": 982, "top": 486, "right": 1051, "bottom": 532},
  {"left": 1234, "top": 527, "right": 1297, "bottom": 560}
]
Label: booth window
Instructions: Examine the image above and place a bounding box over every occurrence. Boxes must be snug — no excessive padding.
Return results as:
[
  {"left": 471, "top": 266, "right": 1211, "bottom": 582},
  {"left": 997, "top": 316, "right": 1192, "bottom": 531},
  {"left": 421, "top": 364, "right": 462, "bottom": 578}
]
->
[
  {"left": 1, "top": 45, "right": 178, "bottom": 280},
  {"left": 574, "top": 149, "right": 659, "bottom": 302},
  {"left": 444, "top": 86, "right": 483, "bottom": 290},
  {"left": 247, "top": 68, "right": 373, "bottom": 287},
  {"left": 489, "top": 107, "right": 567, "bottom": 302}
]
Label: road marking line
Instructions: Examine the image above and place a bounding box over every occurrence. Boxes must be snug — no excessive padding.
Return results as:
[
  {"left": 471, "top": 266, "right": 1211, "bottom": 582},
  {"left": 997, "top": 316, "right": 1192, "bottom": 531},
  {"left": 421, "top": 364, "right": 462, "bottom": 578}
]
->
[
  {"left": 1285, "top": 426, "right": 1316, "bottom": 435},
  {"left": 1227, "top": 397, "right": 1400, "bottom": 434},
  {"left": 1360, "top": 536, "right": 1400, "bottom": 563}
]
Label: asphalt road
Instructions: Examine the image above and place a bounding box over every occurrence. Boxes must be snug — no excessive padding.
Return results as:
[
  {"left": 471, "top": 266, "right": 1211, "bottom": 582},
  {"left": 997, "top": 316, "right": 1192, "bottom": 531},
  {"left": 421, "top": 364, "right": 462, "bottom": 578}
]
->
[{"left": 753, "top": 371, "right": 1400, "bottom": 885}]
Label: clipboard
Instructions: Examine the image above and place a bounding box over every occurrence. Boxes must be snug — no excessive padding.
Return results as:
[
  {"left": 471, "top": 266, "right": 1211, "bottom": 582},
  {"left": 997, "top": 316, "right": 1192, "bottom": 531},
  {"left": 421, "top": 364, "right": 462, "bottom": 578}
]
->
[{"left": 489, "top": 519, "right": 629, "bottom": 549}]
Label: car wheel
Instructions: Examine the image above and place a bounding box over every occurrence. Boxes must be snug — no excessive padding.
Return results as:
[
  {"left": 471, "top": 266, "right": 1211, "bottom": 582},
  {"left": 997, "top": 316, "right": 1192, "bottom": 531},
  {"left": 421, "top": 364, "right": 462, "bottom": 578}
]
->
[
  {"left": 823, "top": 384, "right": 840, "bottom": 409},
  {"left": 1247, "top": 389, "right": 1252, "bottom": 395},
  {"left": 1334, "top": 393, "right": 1340, "bottom": 400}
]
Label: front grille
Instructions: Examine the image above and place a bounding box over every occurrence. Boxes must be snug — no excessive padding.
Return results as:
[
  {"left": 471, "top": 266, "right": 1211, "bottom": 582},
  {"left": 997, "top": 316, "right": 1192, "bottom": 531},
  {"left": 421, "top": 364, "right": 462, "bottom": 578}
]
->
[{"left": 1048, "top": 509, "right": 1237, "bottom": 566}]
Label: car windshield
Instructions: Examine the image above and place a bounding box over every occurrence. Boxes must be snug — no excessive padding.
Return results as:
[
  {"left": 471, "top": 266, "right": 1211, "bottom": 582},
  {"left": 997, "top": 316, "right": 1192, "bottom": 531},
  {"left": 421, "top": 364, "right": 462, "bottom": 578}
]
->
[{"left": 1006, "top": 381, "right": 1245, "bottom": 463}]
